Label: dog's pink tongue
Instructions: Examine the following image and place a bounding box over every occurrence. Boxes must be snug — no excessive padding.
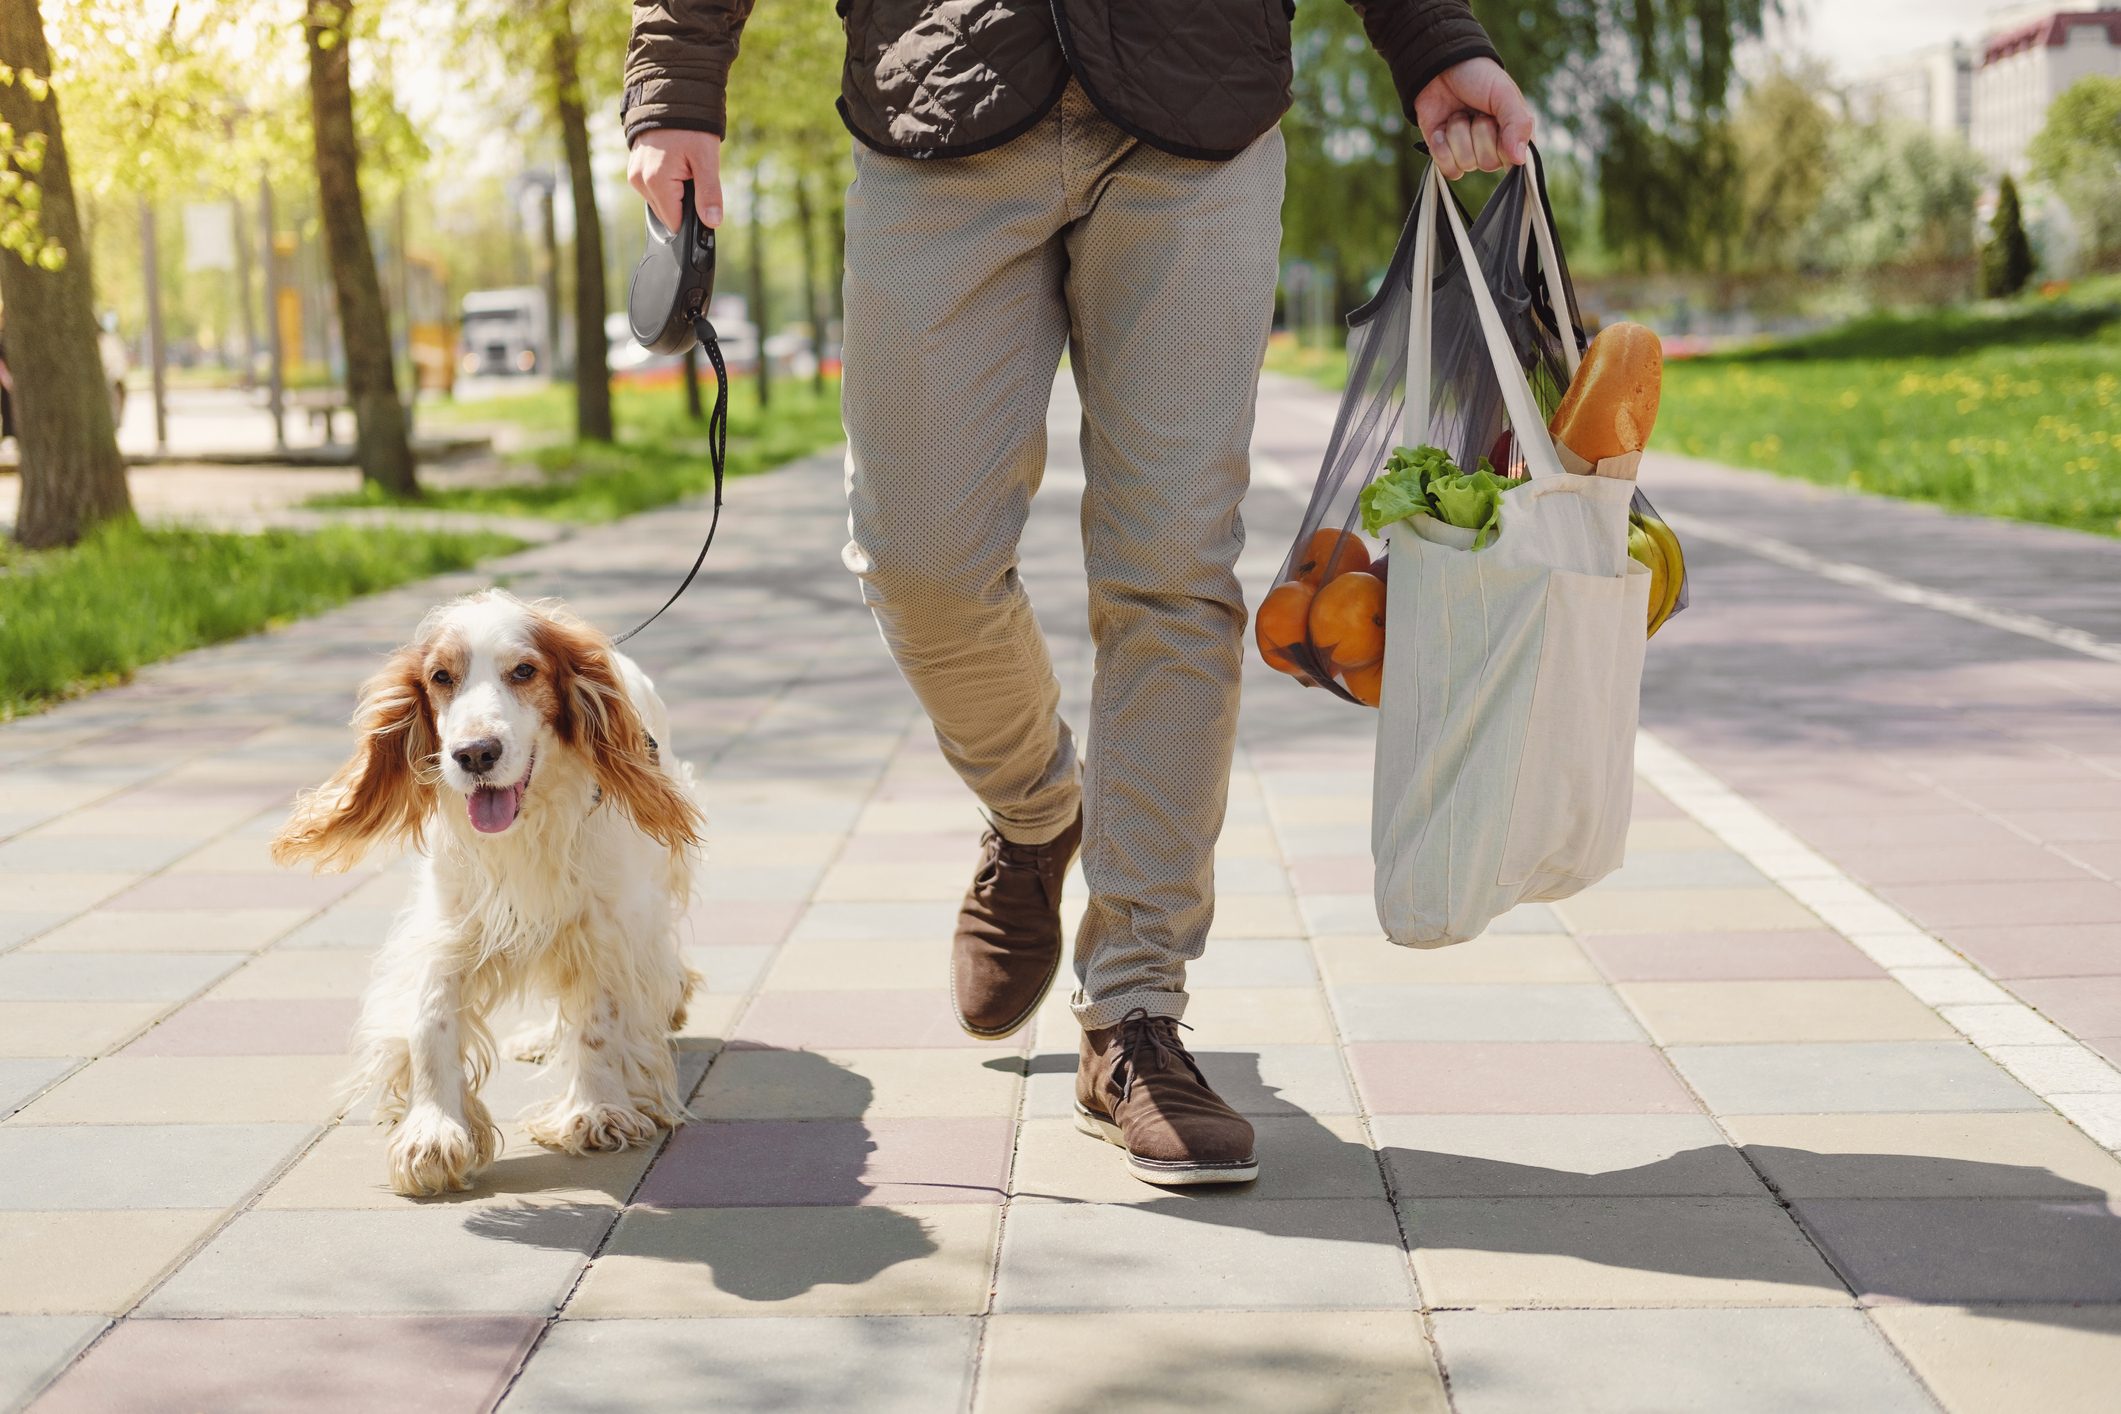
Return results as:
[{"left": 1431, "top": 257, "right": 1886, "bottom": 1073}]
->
[{"left": 469, "top": 785, "right": 521, "bottom": 834}]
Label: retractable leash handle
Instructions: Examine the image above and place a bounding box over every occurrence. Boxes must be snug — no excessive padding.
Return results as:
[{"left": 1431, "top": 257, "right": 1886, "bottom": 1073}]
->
[{"left": 612, "top": 180, "right": 730, "bottom": 648}]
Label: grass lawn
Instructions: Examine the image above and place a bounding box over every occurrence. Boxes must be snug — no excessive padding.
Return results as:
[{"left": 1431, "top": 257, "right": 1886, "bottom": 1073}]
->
[
  {"left": 344, "top": 375, "right": 846, "bottom": 523},
  {"left": 0, "top": 521, "right": 522, "bottom": 719},
  {"left": 1261, "top": 336, "right": 1351, "bottom": 392}
]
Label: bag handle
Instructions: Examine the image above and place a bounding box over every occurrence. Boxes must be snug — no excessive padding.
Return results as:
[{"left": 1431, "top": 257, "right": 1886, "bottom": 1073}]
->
[
  {"left": 1404, "top": 164, "right": 1569, "bottom": 480},
  {"left": 1521, "top": 149, "right": 1582, "bottom": 381}
]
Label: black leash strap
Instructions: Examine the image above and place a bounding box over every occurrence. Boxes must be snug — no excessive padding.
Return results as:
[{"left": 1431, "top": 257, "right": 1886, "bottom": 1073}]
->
[{"left": 610, "top": 317, "right": 728, "bottom": 647}]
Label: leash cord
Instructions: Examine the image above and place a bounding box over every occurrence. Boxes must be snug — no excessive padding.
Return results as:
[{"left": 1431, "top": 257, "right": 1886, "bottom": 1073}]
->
[{"left": 610, "top": 318, "right": 728, "bottom": 647}]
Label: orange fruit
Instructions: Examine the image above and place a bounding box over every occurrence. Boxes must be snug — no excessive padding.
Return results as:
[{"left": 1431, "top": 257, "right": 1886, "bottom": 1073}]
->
[
  {"left": 1294, "top": 528, "right": 1371, "bottom": 587},
  {"left": 1341, "top": 659, "right": 1384, "bottom": 707},
  {"left": 1255, "top": 580, "right": 1317, "bottom": 679},
  {"left": 1307, "top": 571, "right": 1386, "bottom": 671}
]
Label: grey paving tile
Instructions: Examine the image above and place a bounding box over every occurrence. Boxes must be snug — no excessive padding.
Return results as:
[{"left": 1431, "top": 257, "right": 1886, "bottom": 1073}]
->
[
  {"left": 994, "top": 1199, "right": 1413, "bottom": 1311},
  {"left": 1187, "top": 938, "right": 1318, "bottom": 988},
  {"left": 1375, "top": 1115, "right": 1764, "bottom": 1197},
  {"left": 276, "top": 907, "right": 398, "bottom": 950},
  {"left": 142, "top": 1207, "right": 612, "bottom": 1314},
  {"left": 1331, "top": 984, "right": 1647, "bottom": 1043},
  {"left": 0, "top": 913, "right": 68, "bottom": 952},
  {"left": 0, "top": 1058, "right": 74, "bottom": 1117},
  {"left": 0, "top": 1315, "right": 106, "bottom": 1412},
  {"left": 1796, "top": 1198, "right": 2121, "bottom": 1303},
  {"left": 1433, "top": 1308, "right": 1935, "bottom": 1414},
  {"left": 1667, "top": 1042, "right": 2045, "bottom": 1114},
  {"left": 0, "top": 951, "right": 246, "bottom": 1002},
  {"left": 1725, "top": 1113, "right": 2121, "bottom": 1199},
  {"left": 0, "top": 1123, "right": 313, "bottom": 1209},
  {"left": 1872, "top": 1305, "right": 2121, "bottom": 1414},
  {"left": 1596, "top": 850, "right": 1773, "bottom": 890},
  {"left": 509, "top": 1317, "right": 978, "bottom": 1413},
  {"left": 0, "top": 836, "right": 198, "bottom": 875}
]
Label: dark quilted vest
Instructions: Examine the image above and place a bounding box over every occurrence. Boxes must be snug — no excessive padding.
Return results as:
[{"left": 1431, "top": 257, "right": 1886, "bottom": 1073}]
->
[{"left": 837, "top": 0, "right": 1297, "bottom": 161}]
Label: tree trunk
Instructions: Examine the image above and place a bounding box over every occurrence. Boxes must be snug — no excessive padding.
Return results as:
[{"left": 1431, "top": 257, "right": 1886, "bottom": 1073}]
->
[
  {"left": 681, "top": 343, "right": 703, "bottom": 421},
  {"left": 794, "top": 169, "right": 826, "bottom": 395},
  {"left": 303, "top": 0, "right": 416, "bottom": 495},
  {"left": 0, "top": 0, "right": 132, "bottom": 548},
  {"left": 231, "top": 193, "right": 259, "bottom": 387},
  {"left": 749, "top": 163, "right": 770, "bottom": 409},
  {"left": 140, "top": 199, "right": 169, "bottom": 452},
  {"left": 551, "top": 4, "right": 612, "bottom": 442},
  {"left": 259, "top": 175, "right": 289, "bottom": 450}
]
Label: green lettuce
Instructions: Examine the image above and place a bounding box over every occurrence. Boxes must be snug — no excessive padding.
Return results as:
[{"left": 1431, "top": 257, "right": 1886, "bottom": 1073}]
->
[{"left": 1357, "top": 444, "right": 1517, "bottom": 548}]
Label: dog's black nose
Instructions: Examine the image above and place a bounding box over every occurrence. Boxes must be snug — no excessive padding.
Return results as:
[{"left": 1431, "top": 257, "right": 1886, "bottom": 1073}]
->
[{"left": 452, "top": 738, "right": 503, "bottom": 775}]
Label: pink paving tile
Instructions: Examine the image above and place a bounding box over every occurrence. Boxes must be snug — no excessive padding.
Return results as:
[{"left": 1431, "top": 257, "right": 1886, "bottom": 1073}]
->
[
  {"left": 102, "top": 872, "right": 367, "bottom": 913},
  {"left": 1830, "top": 841, "right": 2091, "bottom": 887},
  {"left": 2061, "top": 840, "right": 2121, "bottom": 878},
  {"left": 1950, "top": 778, "right": 2121, "bottom": 813},
  {"left": 112, "top": 784, "right": 297, "bottom": 811},
  {"left": 734, "top": 990, "right": 1011, "bottom": 1049},
  {"left": 121, "top": 999, "right": 360, "bottom": 1056},
  {"left": 1945, "top": 924, "right": 2121, "bottom": 979},
  {"left": 1875, "top": 880, "right": 2121, "bottom": 930},
  {"left": 635, "top": 1116, "right": 1013, "bottom": 1207},
  {"left": 34, "top": 1315, "right": 542, "bottom": 1414},
  {"left": 1631, "top": 789, "right": 1685, "bottom": 819},
  {"left": 683, "top": 900, "right": 803, "bottom": 948},
  {"left": 1347, "top": 1042, "right": 1702, "bottom": 1115},
  {"left": 2008, "top": 978, "right": 2121, "bottom": 1040},
  {"left": 1289, "top": 855, "right": 1376, "bottom": 894},
  {"left": 2007, "top": 811, "right": 2121, "bottom": 844},
  {"left": 1581, "top": 931, "right": 1884, "bottom": 982},
  {"left": 1784, "top": 812, "right": 2023, "bottom": 851},
  {"left": 2085, "top": 1036, "right": 2121, "bottom": 1067}
]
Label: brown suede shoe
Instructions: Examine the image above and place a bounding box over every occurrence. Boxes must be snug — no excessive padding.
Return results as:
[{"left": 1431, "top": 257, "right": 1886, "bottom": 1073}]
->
[
  {"left": 1076, "top": 1009, "right": 1259, "bottom": 1185},
  {"left": 950, "top": 810, "right": 1082, "bottom": 1039}
]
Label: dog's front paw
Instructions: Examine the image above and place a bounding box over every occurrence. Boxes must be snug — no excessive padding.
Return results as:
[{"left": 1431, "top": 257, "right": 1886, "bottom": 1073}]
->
[
  {"left": 526, "top": 1102, "right": 662, "bottom": 1154},
  {"left": 387, "top": 1107, "right": 495, "bottom": 1197}
]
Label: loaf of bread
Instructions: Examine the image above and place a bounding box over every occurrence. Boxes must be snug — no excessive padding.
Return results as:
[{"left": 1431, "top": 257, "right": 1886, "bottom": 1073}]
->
[{"left": 1548, "top": 322, "right": 1663, "bottom": 463}]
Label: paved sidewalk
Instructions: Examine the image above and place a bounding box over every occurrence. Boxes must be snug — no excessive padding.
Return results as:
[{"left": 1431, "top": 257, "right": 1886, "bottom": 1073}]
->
[{"left": 4, "top": 376, "right": 2121, "bottom": 1411}]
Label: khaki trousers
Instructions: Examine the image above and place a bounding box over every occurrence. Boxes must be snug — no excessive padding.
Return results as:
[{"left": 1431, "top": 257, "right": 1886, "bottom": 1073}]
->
[{"left": 840, "top": 83, "right": 1285, "bottom": 1030}]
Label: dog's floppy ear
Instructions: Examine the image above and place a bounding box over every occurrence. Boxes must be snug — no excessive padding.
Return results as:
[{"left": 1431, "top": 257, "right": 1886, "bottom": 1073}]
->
[
  {"left": 533, "top": 612, "right": 704, "bottom": 854},
  {"left": 273, "top": 647, "right": 438, "bottom": 872}
]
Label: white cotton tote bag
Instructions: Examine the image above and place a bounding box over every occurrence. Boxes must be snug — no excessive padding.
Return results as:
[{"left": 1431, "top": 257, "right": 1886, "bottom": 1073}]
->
[{"left": 1371, "top": 167, "right": 1652, "bottom": 949}]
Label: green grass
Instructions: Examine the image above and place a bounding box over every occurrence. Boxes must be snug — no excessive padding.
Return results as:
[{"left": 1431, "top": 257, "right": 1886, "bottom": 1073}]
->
[
  {"left": 0, "top": 521, "right": 523, "bottom": 719},
  {"left": 1261, "top": 336, "right": 1351, "bottom": 391},
  {"left": 1660, "top": 284, "right": 2121, "bottom": 537},
  {"left": 353, "top": 377, "right": 847, "bottom": 523}
]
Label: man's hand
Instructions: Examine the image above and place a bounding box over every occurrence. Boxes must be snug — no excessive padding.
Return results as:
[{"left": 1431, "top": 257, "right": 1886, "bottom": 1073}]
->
[
  {"left": 628, "top": 129, "right": 725, "bottom": 231},
  {"left": 1414, "top": 58, "right": 1535, "bottom": 181}
]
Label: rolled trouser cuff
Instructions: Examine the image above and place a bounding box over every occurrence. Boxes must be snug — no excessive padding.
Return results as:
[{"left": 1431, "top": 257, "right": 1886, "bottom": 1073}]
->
[
  {"left": 987, "top": 791, "right": 1082, "bottom": 848},
  {"left": 1071, "top": 987, "right": 1189, "bottom": 1032}
]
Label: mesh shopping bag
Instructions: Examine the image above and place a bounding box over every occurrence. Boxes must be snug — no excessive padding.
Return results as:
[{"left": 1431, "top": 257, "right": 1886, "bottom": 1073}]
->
[{"left": 1258, "top": 152, "right": 1686, "bottom": 707}]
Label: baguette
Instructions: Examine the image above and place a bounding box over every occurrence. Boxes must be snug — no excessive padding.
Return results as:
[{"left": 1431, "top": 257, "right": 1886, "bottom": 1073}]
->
[{"left": 1549, "top": 322, "right": 1663, "bottom": 463}]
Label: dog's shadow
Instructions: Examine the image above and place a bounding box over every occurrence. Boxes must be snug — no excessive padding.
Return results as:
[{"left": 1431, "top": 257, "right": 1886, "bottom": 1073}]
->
[{"left": 461, "top": 1046, "right": 940, "bottom": 1304}]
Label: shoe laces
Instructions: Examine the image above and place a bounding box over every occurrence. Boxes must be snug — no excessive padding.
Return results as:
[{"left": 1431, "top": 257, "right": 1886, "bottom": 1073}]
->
[
  {"left": 972, "top": 828, "right": 1051, "bottom": 897},
  {"left": 1113, "top": 1008, "right": 1207, "bottom": 1101}
]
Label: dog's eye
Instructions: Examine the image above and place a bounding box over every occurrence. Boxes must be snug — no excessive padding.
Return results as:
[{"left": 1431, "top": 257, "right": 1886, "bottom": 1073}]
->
[
  {"left": 510, "top": 662, "right": 536, "bottom": 682},
  {"left": 430, "top": 669, "right": 453, "bottom": 688}
]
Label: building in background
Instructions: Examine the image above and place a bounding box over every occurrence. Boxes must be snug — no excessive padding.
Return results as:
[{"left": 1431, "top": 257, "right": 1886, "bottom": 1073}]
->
[
  {"left": 1848, "top": 42, "right": 1974, "bottom": 139},
  {"left": 1972, "top": 9, "right": 2121, "bottom": 174}
]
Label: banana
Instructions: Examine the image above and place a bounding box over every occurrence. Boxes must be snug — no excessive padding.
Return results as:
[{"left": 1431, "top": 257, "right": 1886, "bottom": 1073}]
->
[
  {"left": 1627, "top": 520, "right": 1667, "bottom": 637},
  {"left": 1639, "top": 514, "right": 1686, "bottom": 630}
]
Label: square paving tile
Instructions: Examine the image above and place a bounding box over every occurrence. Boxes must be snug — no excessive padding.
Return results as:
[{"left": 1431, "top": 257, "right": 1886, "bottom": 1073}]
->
[
  {"left": 1187, "top": 937, "right": 1319, "bottom": 988},
  {"left": 276, "top": 907, "right": 398, "bottom": 951},
  {"left": 978, "top": 1310, "right": 1445, "bottom": 1414},
  {"left": 0, "top": 952, "right": 246, "bottom": 1002},
  {"left": 1349, "top": 1043, "right": 1701, "bottom": 1115},
  {"left": 0, "top": 1210, "right": 221, "bottom": 1314},
  {"left": 120, "top": 999, "right": 360, "bottom": 1057},
  {"left": 0, "top": 1123, "right": 312, "bottom": 1209},
  {"left": 13, "top": 1056, "right": 349, "bottom": 1124},
  {"left": 635, "top": 1117, "right": 1013, "bottom": 1207},
  {"left": 1795, "top": 1197, "right": 2121, "bottom": 1303},
  {"left": 143, "top": 1206, "right": 612, "bottom": 1314},
  {"left": 1597, "top": 850, "right": 1772, "bottom": 890},
  {"left": 1012, "top": 1115, "right": 1384, "bottom": 1205},
  {"left": 34, "top": 1315, "right": 543, "bottom": 1414},
  {"left": 1313, "top": 935, "right": 1600, "bottom": 986},
  {"left": 1433, "top": 1308, "right": 1934, "bottom": 1414},
  {"left": 0, "top": 912, "right": 68, "bottom": 951},
  {"left": 1555, "top": 887, "right": 1823, "bottom": 935},
  {"left": 682, "top": 900, "right": 804, "bottom": 950},
  {"left": 994, "top": 1198, "right": 1413, "bottom": 1311},
  {"left": 257, "top": 1122, "right": 662, "bottom": 1210},
  {"left": 733, "top": 991, "right": 1004, "bottom": 1050},
  {"left": 1375, "top": 1115, "right": 1763, "bottom": 1198},
  {"left": 1666, "top": 1042, "right": 2043, "bottom": 1115},
  {"left": 686, "top": 943, "right": 776, "bottom": 995},
  {"left": 1332, "top": 985, "right": 1646, "bottom": 1044},
  {"left": 1618, "top": 980, "right": 1954, "bottom": 1044},
  {"left": 1177, "top": 987, "right": 1337, "bottom": 1044},
  {"left": 1871, "top": 1304, "right": 2121, "bottom": 1414},
  {"left": 690, "top": 1047, "right": 1022, "bottom": 1120},
  {"left": 568, "top": 1204, "right": 999, "bottom": 1316},
  {"left": 0, "top": 835, "right": 200, "bottom": 875},
  {"left": 99, "top": 871, "right": 366, "bottom": 913},
  {"left": 205, "top": 949, "right": 376, "bottom": 1000},
  {"left": 2010, "top": 976, "right": 2121, "bottom": 1039},
  {"left": 22, "top": 910, "right": 308, "bottom": 954},
  {"left": 0, "top": 874, "right": 135, "bottom": 915},
  {"left": 1723, "top": 1113, "right": 2121, "bottom": 1198},
  {"left": 0, "top": 1057, "right": 73, "bottom": 1116},
  {"left": 510, "top": 1316, "right": 978, "bottom": 1414},
  {"left": 0, "top": 1315, "right": 106, "bottom": 1413},
  {"left": 1402, "top": 1196, "right": 1849, "bottom": 1307},
  {"left": 789, "top": 901, "right": 958, "bottom": 943},
  {"left": 0, "top": 1002, "right": 164, "bottom": 1058},
  {"left": 1879, "top": 880, "right": 2121, "bottom": 930},
  {"left": 760, "top": 939, "right": 947, "bottom": 991},
  {"left": 1949, "top": 925, "right": 2121, "bottom": 979},
  {"left": 1581, "top": 931, "right": 1883, "bottom": 981}
]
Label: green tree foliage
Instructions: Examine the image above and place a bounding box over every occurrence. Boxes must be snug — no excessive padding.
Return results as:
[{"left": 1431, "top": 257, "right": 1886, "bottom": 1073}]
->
[
  {"left": 2030, "top": 75, "right": 2121, "bottom": 257},
  {"left": 1980, "top": 173, "right": 2035, "bottom": 298},
  {"left": 1729, "top": 57, "right": 1834, "bottom": 271},
  {"left": 1806, "top": 122, "right": 1984, "bottom": 273},
  {"left": 0, "top": 63, "right": 62, "bottom": 270}
]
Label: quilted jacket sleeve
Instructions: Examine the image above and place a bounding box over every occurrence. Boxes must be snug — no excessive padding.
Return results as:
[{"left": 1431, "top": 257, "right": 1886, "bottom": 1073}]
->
[
  {"left": 622, "top": 0, "right": 757, "bottom": 144},
  {"left": 1345, "top": 0, "right": 1502, "bottom": 123}
]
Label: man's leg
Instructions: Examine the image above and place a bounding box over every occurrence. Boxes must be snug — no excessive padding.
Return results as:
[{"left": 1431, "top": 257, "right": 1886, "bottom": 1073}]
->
[{"left": 840, "top": 130, "right": 1085, "bottom": 1038}]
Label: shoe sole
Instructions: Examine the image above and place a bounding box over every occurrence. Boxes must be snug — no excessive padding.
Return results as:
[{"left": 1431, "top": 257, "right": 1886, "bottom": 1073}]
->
[
  {"left": 1073, "top": 1103, "right": 1261, "bottom": 1186},
  {"left": 951, "top": 947, "right": 1061, "bottom": 1041}
]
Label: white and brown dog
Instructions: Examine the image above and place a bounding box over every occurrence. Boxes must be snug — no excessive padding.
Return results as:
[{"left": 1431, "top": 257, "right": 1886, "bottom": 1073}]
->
[{"left": 274, "top": 590, "right": 703, "bottom": 1197}]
